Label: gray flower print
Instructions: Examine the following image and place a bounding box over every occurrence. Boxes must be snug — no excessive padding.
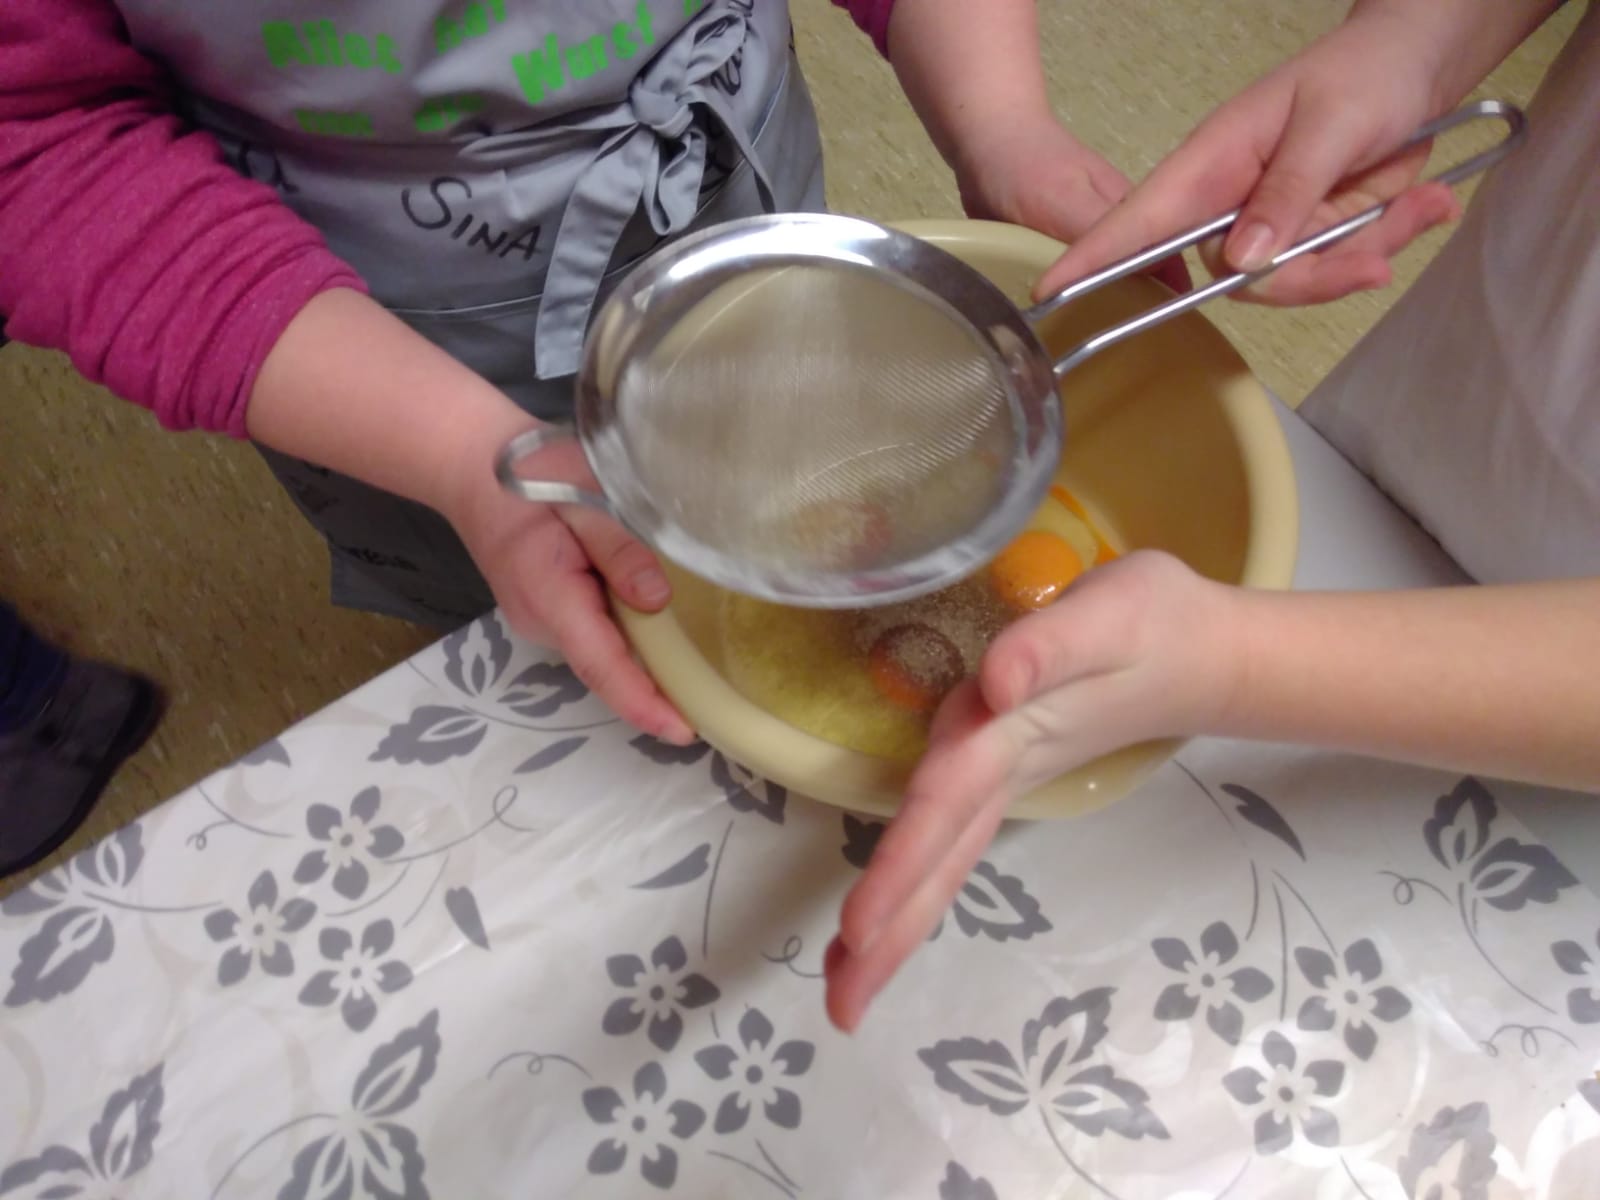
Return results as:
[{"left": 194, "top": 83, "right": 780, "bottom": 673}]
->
[
  {"left": 694, "top": 1007, "right": 814, "bottom": 1133},
  {"left": 1151, "top": 921, "right": 1273, "bottom": 1046},
  {"left": 712, "top": 754, "right": 786, "bottom": 824},
  {"left": 839, "top": 817, "right": 1050, "bottom": 944},
  {"left": 279, "top": 1010, "right": 440, "bottom": 1200},
  {"left": 443, "top": 614, "right": 512, "bottom": 697},
  {"left": 241, "top": 737, "right": 291, "bottom": 767},
  {"left": 1397, "top": 1102, "right": 1497, "bottom": 1200},
  {"left": 583, "top": 1062, "right": 706, "bottom": 1189},
  {"left": 1582, "top": 1078, "right": 1600, "bottom": 1116},
  {"left": 293, "top": 786, "right": 405, "bottom": 900},
  {"left": 940, "top": 1161, "right": 998, "bottom": 1200},
  {"left": 298, "top": 920, "right": 413, "bottom": 1032},
  {"left": 629, "top": 734, "right": 712, "bottom": 768},
  {"left": 499, "top": 660, "right": 587, "bottom": 718},
  {"left": 1295, "top": 939, "right": 1411, "bottom": 1060},
  {"left": 1551, "top": 929, "right": 1600, "bottom": 1023},
  {"left": 3, "top": 827, "right": 144, "bottom": 1007},
  {"left": 371, "top": 706, "right": 489, "bottom": 766},
  {"left": 0, "top": 1064, "right": 163, "bottom": 1195},
  {"left": 1222, "top": 1031, "right": 1344, "bottom": 1154},
  {"left": 950, "top": 863, "right": 1052, "bottom": 943},
  {"left": 202, "top": 870, "right": 316, "bottom": 986},
  {"left": 1422, "top": 778, "right": 1577, "bottom": 910},
  {"left": 920, "top": 988, "right": 1169, "bottom": 1140},
  {"left": 603, "top": 936, "right": 720, "bottom": 1052}
]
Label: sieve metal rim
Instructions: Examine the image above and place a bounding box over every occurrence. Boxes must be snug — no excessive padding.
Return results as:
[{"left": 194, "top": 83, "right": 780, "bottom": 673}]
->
[{"left": 568, "top": 212, "right": 1064, "bottom": 607}]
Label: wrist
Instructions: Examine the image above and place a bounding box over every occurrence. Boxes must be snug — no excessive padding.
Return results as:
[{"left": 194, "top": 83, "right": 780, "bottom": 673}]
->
[
  {"left": 1186, "top": 575, "right": 1252, "bottom": 738},
  {"left": 247, "top": 289, "right": 543, "bottom": 532},
  {"left": 948, "top": 104, "right": 1072, "bottom": 189},
  {"left": 432, "top": 395, "right": 545, "bottom": 544},
  {"left": 1346, "top": 0, "right": 1561, "bottom": 113}
]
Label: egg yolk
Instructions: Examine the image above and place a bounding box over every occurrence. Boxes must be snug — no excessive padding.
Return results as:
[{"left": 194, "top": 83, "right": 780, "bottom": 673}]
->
[
  {"left": 989, "top": 530, "right": 1084, "bottom": 611},
  {"left": 1050, "top": 486, "right": 1120, "bottom": 565},
  {"left": 866, "top": 624, "right": 965, "bottom": 712}
]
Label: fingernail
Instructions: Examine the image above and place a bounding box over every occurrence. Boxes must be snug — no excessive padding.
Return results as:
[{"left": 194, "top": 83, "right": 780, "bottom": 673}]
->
[
  {"left": 823, "top": 935, "right": 847, "bottom": 978},
  {"left": 660, "top": 719, "right": 697, "bottom": 747},
  {"left": 630, "top": 567, "right": 670, "bottom": 608},
  {"left": 849, "top": 918, "right": 882, "bottom": 957},
  {"left": 1230, "top": 222, "right": 1274, "bottom": 272}
]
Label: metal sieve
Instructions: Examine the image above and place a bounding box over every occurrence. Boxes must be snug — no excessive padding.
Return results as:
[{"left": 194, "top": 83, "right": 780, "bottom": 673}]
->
[{"left": 496, "top": 99, "right": 1524, "bottom": 608}]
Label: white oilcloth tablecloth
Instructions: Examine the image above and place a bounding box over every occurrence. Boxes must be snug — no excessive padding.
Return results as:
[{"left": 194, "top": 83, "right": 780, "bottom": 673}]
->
[{"left": 3, "top": 607, "right": 1600, "bottom": 1200}]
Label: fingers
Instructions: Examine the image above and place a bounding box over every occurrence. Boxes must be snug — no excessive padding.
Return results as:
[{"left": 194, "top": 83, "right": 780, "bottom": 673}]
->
[
  {"left": 1034, "top": 73, "right": 1440, "bottom": 306},
  {"left": 537, "top": 556, "right": 695, "bottom": 745},
  {"left": 1221, "top": 88, "right": 1381, "bottom": 272},
  {"left": 1207, "top": 180, "right": 1458, "bottom": 306},
  {"left": 561, "top": 505, "right": 673, "bottom": 613},
  {"left": 977, "top": 559, "right": 1149, "bottom": 712},
  {"left": 836, "top": 681, "right": 1001, "bottom": 957},
  {"left": 827, "top": 757, "right": 1012, "bottom": 1032},
  {"left": 1033, "top": 103, "right": 1268, "bottom": 299}
]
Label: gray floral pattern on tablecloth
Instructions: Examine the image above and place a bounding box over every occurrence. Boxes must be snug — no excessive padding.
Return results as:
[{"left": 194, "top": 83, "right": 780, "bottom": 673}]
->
[
  {"left": 4, "top": 617, "right": 1600, "bottom": 1198},
  {"left": 1294, "top": 938, "right": 1412, "bottom": 1059},
  {"left": 584, "top": 1062, "right": 706, "bottom": 1189},
  {"left": 694, "top": 1007, "right": 814, "bottom": 1133},
  {"left": 1383, "top": 777, "right": 1582, "bottom": 1019},
  {"left": 266, "top": 1010, "right": 441, "bottom": 1200},
  {"left": 1222, "top": 1031, "right": 1344, "bottom": 1154},
  {"left": 838, "top": 815, "right": 1052, "bottom": 944},
  {"left": 0, "top": 1064, "right": 163, "bottom": 1195},
  {"left": 1151, "top": 920, "right": 1274, "bottom": 1045},
  {"left": 204, "top": 869, "right": 316, "bottom": 985},
  {"left": 1551, "top": 928, "right": 1600, "bottom": 1023},
  {"left": 3, "top": 826, "right": 155, "bottom": 1006},
  {"left": 371, "top": 616, "right": 592, "bottom": 768},
  {"left": 938, "top": 1161, "right": 998, "bottom": 1200},
  {"left": 920, "top": 988, "right": 1167, "bottom": 1196},
  {"left": 605, "top": 936, "right": 720, "bottom": 1052},
  {"left": 294, "top": 787, "right": 405, "bottom": 901},
  {"left": 298, "top": 920, "right": 414, "bottom": 1032},
  {"left": 1397, "top": 1102, "right": 1497, "bottom": 1200}
]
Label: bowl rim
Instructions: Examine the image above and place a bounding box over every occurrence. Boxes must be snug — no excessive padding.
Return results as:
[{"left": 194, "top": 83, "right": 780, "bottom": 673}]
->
[{"left": 614, "top": 217, "right": 1300, "bottom": 818}]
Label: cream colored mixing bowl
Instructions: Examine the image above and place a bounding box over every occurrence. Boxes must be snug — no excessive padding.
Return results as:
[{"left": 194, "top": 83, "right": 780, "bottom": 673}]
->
[{"left": 614, "top": 219, "right": 1299, "bottom": 819}]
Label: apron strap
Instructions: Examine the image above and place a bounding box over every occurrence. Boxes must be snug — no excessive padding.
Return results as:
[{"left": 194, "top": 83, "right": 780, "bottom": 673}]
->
[{"left": 533, "top": 4, "right": 776, "bottom": 381}]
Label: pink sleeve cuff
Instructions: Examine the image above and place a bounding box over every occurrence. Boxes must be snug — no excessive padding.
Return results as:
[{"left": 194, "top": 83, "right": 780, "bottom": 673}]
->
[
  {"left": 0, "top": 0, "right": 366, "bottom": 437},
  {"left": 831, "top": 0, "right": 895, "bottom": 57}
]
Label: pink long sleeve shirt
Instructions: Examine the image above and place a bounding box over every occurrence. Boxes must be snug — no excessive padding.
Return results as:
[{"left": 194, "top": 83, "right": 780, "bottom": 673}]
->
[{"left": 0, "top": 0, "right": 894, "bottom": 436}]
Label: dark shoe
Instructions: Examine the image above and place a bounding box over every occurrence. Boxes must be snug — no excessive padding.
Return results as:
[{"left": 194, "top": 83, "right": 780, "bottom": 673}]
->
[{"left": 0, "top": 661, "right": 164, "bottom": 878}]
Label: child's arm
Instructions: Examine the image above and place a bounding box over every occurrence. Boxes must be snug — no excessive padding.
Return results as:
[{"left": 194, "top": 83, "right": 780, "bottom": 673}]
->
[
  {"left": 833, "top": 0, "right": 1188, "bottom": 290},
  {"left": 247, "top": 290, "right": 694, "bottom": 744},
  {"left": 0, "top": 0, "right": 361, "bottom": 434},
  {"left": 1036, "top": 0, "right": 1567, "bottom": 305},
  {"left": 0, "top": 0, "right": 692, "bottom": 743},
  {"left": 826, "top": 553, "right": 1600, "bottom": 1030}
]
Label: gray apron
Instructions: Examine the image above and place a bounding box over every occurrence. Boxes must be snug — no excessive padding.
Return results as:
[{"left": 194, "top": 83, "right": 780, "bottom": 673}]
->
[{"left": 114, "top": 0, "right": 825, "bottom": 625}]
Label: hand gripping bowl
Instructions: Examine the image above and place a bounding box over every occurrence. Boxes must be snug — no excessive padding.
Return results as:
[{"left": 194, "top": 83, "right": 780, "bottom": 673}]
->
[{"left": 613, "top": 219, "right": 1300, "bottom": 819}]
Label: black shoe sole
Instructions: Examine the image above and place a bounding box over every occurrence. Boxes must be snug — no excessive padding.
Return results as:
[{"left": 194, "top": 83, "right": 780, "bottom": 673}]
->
[{"left": 0, "top": 677, "right": 166, "bottom": 880}]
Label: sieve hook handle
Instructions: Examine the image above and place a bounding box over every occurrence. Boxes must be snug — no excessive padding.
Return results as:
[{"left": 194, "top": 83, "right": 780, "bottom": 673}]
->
[
  {"left": 1027, "top": 99, "right": 1526, "bottom": 378},
  {"left": 494, "top": 426, "right": 615, "bottom": 512}
]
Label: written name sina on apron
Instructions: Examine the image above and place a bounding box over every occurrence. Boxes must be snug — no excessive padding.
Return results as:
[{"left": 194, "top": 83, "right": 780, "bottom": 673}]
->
[{"left": 114, "top": 0, "right": 825, "bottom": 625}]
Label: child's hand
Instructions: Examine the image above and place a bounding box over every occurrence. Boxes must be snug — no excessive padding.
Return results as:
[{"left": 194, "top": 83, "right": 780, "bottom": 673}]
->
[
  {"left": 824, "top": 551, "right": 1238, "bottom": 1031},
  {"left": 1035, "top": 9, "right": 1463, "bottom": 307},
  {"left": 446, "top": 428, "right": 696, "bottom": 746},
  {"left": 956, "top": 115, "right": 1192, "bottom": 296}
]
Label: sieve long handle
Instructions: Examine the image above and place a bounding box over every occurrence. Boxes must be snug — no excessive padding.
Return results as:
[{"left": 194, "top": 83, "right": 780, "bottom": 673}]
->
[
  {"left": 1027, "top": 99, "right": 1526, "bottom": 378},
  {"left": 494, "top": 427, "right": 615, "bottom": 512}
]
